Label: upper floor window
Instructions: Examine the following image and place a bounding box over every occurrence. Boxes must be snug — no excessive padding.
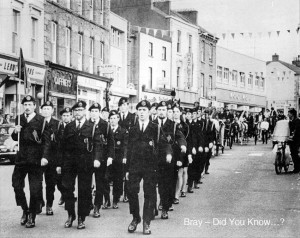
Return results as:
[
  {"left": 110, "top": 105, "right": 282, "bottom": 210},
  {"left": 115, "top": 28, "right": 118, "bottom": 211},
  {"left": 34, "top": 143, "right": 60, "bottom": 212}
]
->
[
  {"left": 111, "top": 28, "right": 121, "bottom": 47},
  {"left": 89, "top": 37, "right": 94, "bottom": 74},
  {"left": 100, "top": 0, "right": 104, "bottom": 25},
  {"left": 240, "top": 72, "right": 245, "bottom": 87},
  {"left": 100, "top": 41, "right": 104, "bottom": 62},
  {"left": 65, "top": 28, "right": 71, "bottom": 67},
  {"left": 208, "top": 75, "right": 213, "bottom": 90},
  {"left": 51, "top": 22, "right": 57, "bottom": 63},
  {"left": 177, "top": 30, "right": 181, "bottom": 53},
  {"left": 209, "top": 44, "right": 213, "bottom": 63},
  {"left": 89, "top": 0, "right": 94, "bottom": 21},
  {"left": 223, "top": 68, "right": 229, "bottom": 84},
  {"left": 217, "top": 66, "right": 222, "bottom": 83},
  {"left": 255, "top": 75, "right": 259, "bottom": 87},
  {"left": 31, "top": 18, "right": 38, "bottom": 59},
  {"left": 78, "top": 0, "right": 83, "bottom": 15},
  {"left": 177, "top": 67, "right": 180, "bottom": 87},
  {"left": 200, "top": 73, "right": 205, "bottom": 97},
  {"left": 248, "top": 73, "right": 253, "bottom": 88},
  {"left": 162, "top": 46, "right": 166, "bottom": 60},
  {"left": 201, "top": 41, "right": 205, "bottom": 62},
  {"left": 188, "top": 34, "right": 192, "bottom": 53},
  {"left": 12, "top": 10, "right": 20, "bottom": 54},
  {"left": 78, "top": 33, "right": 83, "bottom": 70},
  {"left": 148, "top": 42, "right": 153, "bottom": 57},
  {"left": 232, "top": 70, "right": 237, "bottom": 86}
]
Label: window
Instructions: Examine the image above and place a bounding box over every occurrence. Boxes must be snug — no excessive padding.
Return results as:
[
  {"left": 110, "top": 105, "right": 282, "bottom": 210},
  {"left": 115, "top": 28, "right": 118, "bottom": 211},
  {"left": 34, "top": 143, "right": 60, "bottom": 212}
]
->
[
  {"left": 65, "top": 28, "right": 71, "bottom": 67},
  {"left": 66, "top": 0, "right": 71, "bottom": 8},
  {"left": 12, "top": 10, "right": 20, "bottom": 54},
  {"left": 78, "top": 33, "right": 83, "bottom": 70},
  {"left": 209, "top": 44, "right": 213, "bottom": 63},
  {"left": 248, "top": 73, "right": 253, "bottom": 88},
  {"left": 208, "top": 75, "right": 213, "bottom": 90},
  {"left": 31, "top": 18, "right": 38, "bottom": 59},
  {"left": 89, "top": 0, "right": 94, "bottom": 21},
  {"left": 188, "top": 35, "right": 192, "bottom": 53},
  {"left": 51, "top": 22, "right": 57, "bottom": 63},
  {"left": 162, "top": 46, "right": 166, "bottom": 60},
  {"left": 200, "top": 73, "right": 205, "bottom": 97},
  {"left": 232, "top": 70, "right": 237, "bottom": 86},
  {"left": 148, "top": 67, "right": 153, "bottom": 89},
  {"left": 89, "top": 37, "right": 94, "bottom": 74},
  {"left": 100, "top": 0, "right": 104, "bottom": 25},
  {"left": 223, "top": 68, "right": 229, "bottom": 84},
  {"left": 148, "top": 42, "right": 153, "bottom": 57},
  {"left": 111, "top": 28, "right": 121, "bottom": 47},
  {"left": 201, "top": 41, "right": 205, "bottom": 62},
  {"left": 100, "top": 41, "right": 104, "bottom": 62},
  {"left": 260, "top": 77, "right": 265, "bottom": 89},
  {"left": 254, "top": 75, "right": 259, "bottom": 87},
  {"left": 162, "top": 70, "right": 166, "bottom": 79},
  {"left": 177, "top": 67, "right": 180, "bottom": 87},
  {"left": 177, "top": 30, "right": 181, "bottom": 53},
  {"left": 217, "top": 66, "right": 222, "bottom": 83},
  {"left": 240, "top": 72, "right": 245, "bottom": 87}
]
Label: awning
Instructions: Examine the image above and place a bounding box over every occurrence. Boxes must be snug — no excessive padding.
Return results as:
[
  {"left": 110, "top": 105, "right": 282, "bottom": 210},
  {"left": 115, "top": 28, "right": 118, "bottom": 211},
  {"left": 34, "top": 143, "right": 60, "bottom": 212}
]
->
[
  {"left": 237, "top": 105, "right": 250, "bottom": 111},
  {"left": 227, "top": 104, "right": 237, "bottom": 110}
]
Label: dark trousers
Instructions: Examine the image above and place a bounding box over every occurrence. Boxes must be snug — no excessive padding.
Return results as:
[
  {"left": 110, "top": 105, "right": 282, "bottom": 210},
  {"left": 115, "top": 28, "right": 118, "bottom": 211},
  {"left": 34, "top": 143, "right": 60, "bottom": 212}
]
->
[
  {"left": 204, "top": 151, "right": 212, "bottom": 173},
  {"left": 290, "top": 143, "right": 300, "bottom": 172},
  {"left": 112, "top": 160, "right": 123, "bottom": 202},
  {"left": 188, "top": 154, "right": 200, "bottom": 186},
  {"left": 158, "top": 165, "right": 174, "bottom": 211},
  {"left": 62, "top": 166, "right": 93, "bottom": 217},
  {"left": 262, "top": 130, "right": 268, "bottom": 144},
  {"left": 94, "top": 164, "right": 110, "bottom": 206},
  {"left": 128, "top": 169, "right": 156, "bottom": 224},
  {"left": 12, "top": 164, "right": 43, "bottom": 214},
  {"left": 56, "top": 173, "right": 65, "bottom": 199},
  {"left": 42, "top": 164, "right": 57, "bottom": 207},
  {"left": 198, "top": 153, "right": 206, "bottom": 179}
]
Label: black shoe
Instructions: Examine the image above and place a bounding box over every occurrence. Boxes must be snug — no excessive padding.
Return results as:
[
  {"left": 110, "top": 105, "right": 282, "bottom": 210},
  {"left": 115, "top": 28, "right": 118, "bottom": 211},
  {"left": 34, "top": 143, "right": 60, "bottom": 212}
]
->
[
  {"left": 169, "top": 205, "right": 174, "bottom": 211},
  {"left": 194, "top": 184, "right": 200, "bottom": 189},
  {"left": 93, "top": 205, "right": 100, "bottom": 218},
  {"left": 128, "top": 216, "right": 141, "bottom": 233},
  {"left": 102, "top": 200, "right": 111, "bottom": 209},
  {"left": 205, "top": 171, "right": 210, "bottom": 174},
  {"left": 173, "top": 198, "right": 179, "bottom": 204},
  {"left": 20, "top": 211, "right": 28, "bottom": 226},
  {"left": 143, "top": 221, "right": 151, "bottom": 235},
  {"left": 46, "top": 206, "right": 53, "bottom": 216},
  {"left": 187, "top": 187, "right": 194, "bottom": 193},
  {"left": 64, "top": 214, "right": 76, "bottom": 228},
  {"left": 112, "top": 202, "right": 118, "bottom": 209},
  {"left": 77, "top": 216, "right": 85, "bottom": 229},
  {"left": 123, "top": 196, "right": 128, "bottom": 203},
  {"left": 25, "top": 213, "right": 35, "bottom": 228},
  {"left": 291, "top": 170, "right": 300, "bottom": 174},
  {"left": 180, "top": 191, "right": 186, "bottom": 197},
  {"left": 36, "top": 202, "right": 44, "bottom": 215},
  {"left": 58, "top": 196, "right": 64, "bottom": 206},
  {"left": 161, "top": 210, "right": 168, "bottom": 219}
]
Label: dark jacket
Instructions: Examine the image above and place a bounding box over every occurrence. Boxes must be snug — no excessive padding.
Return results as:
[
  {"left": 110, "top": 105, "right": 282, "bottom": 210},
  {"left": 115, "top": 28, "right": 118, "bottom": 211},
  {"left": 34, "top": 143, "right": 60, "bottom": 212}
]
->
[
  {"left": 119, "top": 112, "right": 137, "bottom": 131},
  {"left": 93, "top": 118, "right": 114, "bottom": 163},
  {"left": 204, "top": 119, "right": 216, "bottom": 146},
  {"left": 59, "top": 119, "right": 101, "bottom": 170},
  {"left": 126, "top": 121, "right": 172, "bottom": 172},
  {"left": 289, "top": 117, "right": 300, "bottom": 147},
  {"left": 46, "top": 118, "right": 60, "bottom": 165},
  {"left": 12, "top": 113, "right": 51, "bottom": 166},
  {"left": 112, "top": 125, "right": 128, "bottom": 161},
  {"left": 192, "top": 119, "right": 205, "bottom": 150}
]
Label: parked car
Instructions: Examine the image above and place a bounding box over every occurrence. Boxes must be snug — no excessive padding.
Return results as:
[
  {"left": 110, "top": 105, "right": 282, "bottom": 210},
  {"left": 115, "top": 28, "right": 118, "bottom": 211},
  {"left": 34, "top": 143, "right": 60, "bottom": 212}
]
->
[{"left": 0, "top": 124, "right": 18, "bottom": 165}]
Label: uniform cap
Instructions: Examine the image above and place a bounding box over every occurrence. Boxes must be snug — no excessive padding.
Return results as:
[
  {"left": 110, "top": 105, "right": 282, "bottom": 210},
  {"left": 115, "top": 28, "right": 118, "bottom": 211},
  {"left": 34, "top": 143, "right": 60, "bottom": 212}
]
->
[{"left": 21, "top": 95, "right": 36, "bottom": 104}]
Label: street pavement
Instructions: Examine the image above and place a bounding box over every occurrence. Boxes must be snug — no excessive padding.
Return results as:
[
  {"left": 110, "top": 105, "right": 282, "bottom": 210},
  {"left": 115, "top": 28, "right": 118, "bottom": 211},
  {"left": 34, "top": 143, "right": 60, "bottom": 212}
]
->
[{"left": 0, "top": 140, "right": 300, "bottom": 238}]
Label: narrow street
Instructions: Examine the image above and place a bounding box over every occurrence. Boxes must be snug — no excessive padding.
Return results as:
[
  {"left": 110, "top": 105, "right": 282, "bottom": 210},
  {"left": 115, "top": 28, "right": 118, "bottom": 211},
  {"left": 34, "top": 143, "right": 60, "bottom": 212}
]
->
[{"left": 1, "top": 141, "right": 299, "bottom": 238}]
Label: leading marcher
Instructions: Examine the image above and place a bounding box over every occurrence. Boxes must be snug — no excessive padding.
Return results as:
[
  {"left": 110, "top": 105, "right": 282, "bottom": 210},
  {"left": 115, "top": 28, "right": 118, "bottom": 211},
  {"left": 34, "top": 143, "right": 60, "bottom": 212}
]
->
[
  {"left": 126, "top": 100, "right": 172, "bottom": 235},
  {"left": 12, "top": 95, "right": 51, "bottom": 228}
]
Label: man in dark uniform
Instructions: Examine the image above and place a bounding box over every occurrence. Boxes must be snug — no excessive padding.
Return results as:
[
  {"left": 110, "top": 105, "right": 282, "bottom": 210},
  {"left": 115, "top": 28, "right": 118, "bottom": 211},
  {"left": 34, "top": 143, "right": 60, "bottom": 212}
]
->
[
  {"left": 150, "top": 103, "right": 158, "bottom": 122},
  {"left": 155, "top": 101, "right": 186, "bottom": 219},
  {"left": 12, "top": 95, "right": 51, "bottom": 228},
  {"left": 108, "top": 110, "right": 128, "bottom": 209},
  {"left": 89, "top": 103, "right": 114, "bottom": 216},
  {"left": 57, "top": 101, "right": 102, "bottom": 229},
  {"left": 126, "top": 100, "right": 172, "bottom": 235},
  {"left": 40, "top": 101, "right": 60, "bottom": 216},
  {"left": 230, "top": 117, "right": 240, "bottom": 148},
  {"left": 56, "top": 107, "right": 72, "bottom": 206},
  {"left": 288, "top": 108, "right": 300, "bottom": 173},
  {"left": 101, "top": 107, "right": 109, "bottom": 122},
  {"left": 118, "top": 97, "right": 136, "bottom": 202}
]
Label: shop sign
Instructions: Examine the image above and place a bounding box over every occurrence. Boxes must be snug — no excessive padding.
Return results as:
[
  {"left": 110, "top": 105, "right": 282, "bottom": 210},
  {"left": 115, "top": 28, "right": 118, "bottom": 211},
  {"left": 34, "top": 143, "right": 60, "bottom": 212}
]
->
[
  {"left": 77, "top": 75, "right": 106, "bottom": 89},
  {"left": 100, "top": 64, "right": 116, "bottom": 76},
  {"left": 46, "top": 68, "right": 77, "bottom": 95},
  {"left": 0, "top": 58, "right": 45, "bottom": 84},
  {"left": 140, "top": 92, "right": 171, "bottom": 103},
  {"left": 230, "top": 92, "right": 250, "bottom": 102}
]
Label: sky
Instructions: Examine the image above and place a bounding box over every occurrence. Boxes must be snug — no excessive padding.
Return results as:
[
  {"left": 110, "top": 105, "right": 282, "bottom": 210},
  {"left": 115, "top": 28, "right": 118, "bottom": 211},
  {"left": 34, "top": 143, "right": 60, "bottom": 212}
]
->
[{"left": 171, "top": 0, "right": 299, "bottom": 62}]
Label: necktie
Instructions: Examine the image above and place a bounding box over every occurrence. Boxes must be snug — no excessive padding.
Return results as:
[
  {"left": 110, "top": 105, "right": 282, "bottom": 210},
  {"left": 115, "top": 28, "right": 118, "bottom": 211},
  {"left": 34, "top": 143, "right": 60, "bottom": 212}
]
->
[
  {"left": 141, "top": 123, "right": 144, "bottom": 132},
  {"left": 77, "top": 120, "right": 81, "bottom": 131},
  {"left": 206, "top": 120, "right": 209, "bottom": 130},
  {"left": 26, "top": 114, "right": 29, "bottom": 122},
  {"left": 123, "top": 114, "right": 125, "bottom": 121},
  {"left": 161, "top": 119, "right": 164, "bottom": 126}
]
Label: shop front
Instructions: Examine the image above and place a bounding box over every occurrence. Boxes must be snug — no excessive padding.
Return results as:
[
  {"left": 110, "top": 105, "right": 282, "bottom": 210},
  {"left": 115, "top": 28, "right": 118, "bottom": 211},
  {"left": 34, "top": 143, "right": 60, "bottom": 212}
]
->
[
  {"left": 45, "top": 62, "right": 77, "bottom": 119},
  {"left": 216, "top": 88, "right": 266, "bottom": 113},
  {"left": 0, "top": 54, "right": 46, "bottom": 118}
]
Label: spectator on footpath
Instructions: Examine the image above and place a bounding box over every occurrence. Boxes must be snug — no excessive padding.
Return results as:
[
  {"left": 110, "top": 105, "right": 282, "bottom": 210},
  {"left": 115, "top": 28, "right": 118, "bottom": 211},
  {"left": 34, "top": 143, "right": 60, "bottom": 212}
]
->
[
  {"left": 260, "top": 118, "right": 269, "bottom": 144},
  {"left": 288, "top": 108, "right": 300, "bottom": 173}
]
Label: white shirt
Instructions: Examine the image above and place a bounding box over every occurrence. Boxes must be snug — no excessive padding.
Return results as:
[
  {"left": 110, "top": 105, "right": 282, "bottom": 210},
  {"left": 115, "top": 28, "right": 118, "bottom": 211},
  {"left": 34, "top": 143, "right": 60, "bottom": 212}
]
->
[
  {"left": 139, "top": 120, "right": 149, "bottom": 132},
  {"left": 174, "top": 119, "right": 181, "bottom": 124},
  {"left": 151, "top": 115, "right": 157, "bottom": 121},
  {"left": 121, "top": 111, "right": 129, "bottom": 120},
  {"left": 111, "top": 125, "right": 118, "bottom": 133},
  {"left": 158, "top": 118, "right": 167, "bottom": 126},
  {"left": 45, "top": 117, "right": 51, "bottom": 123},
  {"left": 260, "top": 121, "right": 269, "bottom": 130},
  {"left": 76, "top": 118, "right": 86, "bottom": 128},
  {"left": 25, "top": 112, "right": 36, "bottom": 123}
]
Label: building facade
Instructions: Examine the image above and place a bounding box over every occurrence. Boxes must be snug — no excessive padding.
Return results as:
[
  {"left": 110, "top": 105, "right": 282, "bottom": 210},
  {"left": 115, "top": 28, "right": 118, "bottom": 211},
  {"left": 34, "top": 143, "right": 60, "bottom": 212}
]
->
[
  {"left": 216, "top": 46, "right": 267, "bottom": 112},
  {"left": 44, "top": 0, "right": 112, "bottom": 118},
  {"left": 0, "top": 0, "right": 46, "bottom": 117},
  {"left": 266, "top": 54, "right": 300, "bottom": 114}
]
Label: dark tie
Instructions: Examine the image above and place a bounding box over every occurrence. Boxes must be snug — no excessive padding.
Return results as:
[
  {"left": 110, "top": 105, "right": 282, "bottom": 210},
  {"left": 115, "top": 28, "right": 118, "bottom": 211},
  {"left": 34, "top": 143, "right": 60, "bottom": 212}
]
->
[
  {"left": 161, "top": 119, "right": 164, "bottom": 126},
  {"left": 77, "top": 120, "right": 81, "bottom": 131},
  {"left": 206, "top": 120, "right": 209, "bottom": 130},
  {"left": 123, "top": 114, "right": 125, "bottom": 121},
  {"left": 141, "top": 123, "right": 144, "bottom": 132}
]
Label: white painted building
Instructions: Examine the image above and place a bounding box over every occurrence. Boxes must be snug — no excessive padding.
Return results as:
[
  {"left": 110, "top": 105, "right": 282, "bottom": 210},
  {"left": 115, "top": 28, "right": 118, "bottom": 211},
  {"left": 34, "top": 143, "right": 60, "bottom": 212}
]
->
[
  {"left": 0, "top": 0, "right": 46, "bottom": 116},
  {"left": 266, "top": 54, "right": 300, "bottom": 114},
  {"left": 216, "top": 46, "right": 267, "bottom": 112}
]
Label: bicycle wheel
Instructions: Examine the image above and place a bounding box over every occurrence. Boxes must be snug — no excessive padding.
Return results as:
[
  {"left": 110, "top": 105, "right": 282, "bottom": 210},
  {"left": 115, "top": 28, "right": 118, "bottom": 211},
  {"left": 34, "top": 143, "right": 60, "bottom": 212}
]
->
[
  {"left": 275, "top": 152, "right": 282, "bottom": 175},
  {"left": 254, "top": 134, "right": 257, "bottom": 145},
  {"left": 283, "top": 153, "right": 289, "bottom": 173}
]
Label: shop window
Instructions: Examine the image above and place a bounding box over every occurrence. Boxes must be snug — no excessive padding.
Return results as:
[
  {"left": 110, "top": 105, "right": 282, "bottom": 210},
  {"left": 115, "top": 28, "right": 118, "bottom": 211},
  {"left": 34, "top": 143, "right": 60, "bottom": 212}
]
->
[
  {"left": 217, "top": 66, "right": 222, "bottom": 83},
  {"left": 12, "top": 10, "right": 20, "bottom": 54},
  {"left": 223, "top": 68, "right": 229, "bottom": 84},
  {"left": 31, "top": 17, "right": 38, "bottom": 59}
]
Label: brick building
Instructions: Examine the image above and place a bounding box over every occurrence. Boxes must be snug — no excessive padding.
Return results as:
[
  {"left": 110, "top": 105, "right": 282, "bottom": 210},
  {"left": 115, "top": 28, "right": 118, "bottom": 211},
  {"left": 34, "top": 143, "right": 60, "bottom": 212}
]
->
[{"left": 44, "top": 0, "right": 112, "bottom": 117}]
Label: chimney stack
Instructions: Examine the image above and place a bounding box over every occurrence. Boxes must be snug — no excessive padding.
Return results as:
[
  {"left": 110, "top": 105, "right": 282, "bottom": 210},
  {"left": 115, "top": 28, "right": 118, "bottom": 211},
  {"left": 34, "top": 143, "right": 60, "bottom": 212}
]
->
[
  {"left": 272, "top": 54, "right": 279, "bottom": 61},
  {"left": 292, "top": 55, "right": 300, "bottom": 67}
]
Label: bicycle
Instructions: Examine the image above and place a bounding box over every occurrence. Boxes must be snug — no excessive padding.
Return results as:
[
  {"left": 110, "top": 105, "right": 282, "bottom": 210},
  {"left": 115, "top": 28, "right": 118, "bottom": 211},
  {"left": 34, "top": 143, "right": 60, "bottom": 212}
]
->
[{"left": 273, "top": 141, "right": 290, "bottom": 174}]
